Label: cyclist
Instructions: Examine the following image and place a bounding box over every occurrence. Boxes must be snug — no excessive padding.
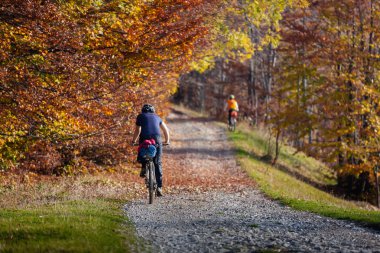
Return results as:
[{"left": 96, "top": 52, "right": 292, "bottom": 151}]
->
[
  {"left": 227, "top": 94, "right": 239, "bottom": 125},
  {"left": 131, "top": 104, "right": 170, "bottom": 197}
]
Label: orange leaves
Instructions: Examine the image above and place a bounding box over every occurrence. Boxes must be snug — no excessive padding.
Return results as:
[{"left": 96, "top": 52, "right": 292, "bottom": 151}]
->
[{"left": 0, "top": 0, "right": 220, "bottom": 173}]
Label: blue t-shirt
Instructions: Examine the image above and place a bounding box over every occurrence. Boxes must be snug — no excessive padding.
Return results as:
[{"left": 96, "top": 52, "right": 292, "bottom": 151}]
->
[{"left": 136, "top": 113, "right": 162, "bottom": 139}]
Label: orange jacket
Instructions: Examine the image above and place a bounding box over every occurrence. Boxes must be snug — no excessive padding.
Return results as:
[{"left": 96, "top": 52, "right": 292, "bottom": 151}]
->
[{"left": 227, "top": 99, "right": 238, "bottom": 110}]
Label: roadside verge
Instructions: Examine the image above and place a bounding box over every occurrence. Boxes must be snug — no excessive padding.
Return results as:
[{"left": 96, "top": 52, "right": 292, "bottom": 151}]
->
[{"left": 228, "top": 124, "right": 380, "bottom": 229}]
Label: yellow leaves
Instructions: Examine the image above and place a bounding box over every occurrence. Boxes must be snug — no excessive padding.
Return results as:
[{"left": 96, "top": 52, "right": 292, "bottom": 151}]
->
[
  {"left": 194, "top": 0, "right": 307, "bottom": 73},
  {"left": 260, "top": 32, "right": 281, "bottom": 48},
  {"left": 121, "top": 0, "right": 144, "bottom": 21},
  {"left": 191, "top": 56, "right": 215, "bottom": 73},
  {"left": 191, "top": 30, "right": 254, "bottom": 72},
  {"left": 226, "top": 31, "right": 254, "bottom": 57},
  {"left": 29, "top": 54, "right": 45, "bottom": 66},
  {"left": 92, "top": 0, "right": 104, "bottom": 8}
]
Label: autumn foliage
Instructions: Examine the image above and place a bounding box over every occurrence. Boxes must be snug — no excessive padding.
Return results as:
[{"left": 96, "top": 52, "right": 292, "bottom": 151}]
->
[
  {"left": 177, "top": 0, "right": 380, "bottom": 202},
  {"left": 273, "top": 0, "right": 380, "bottom": 199},
  {"left": 0, "top": 0, "right": 219, "bottom": 173}
]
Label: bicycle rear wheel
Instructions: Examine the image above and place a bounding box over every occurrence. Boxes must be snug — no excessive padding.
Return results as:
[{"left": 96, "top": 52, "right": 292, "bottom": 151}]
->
[
  {"left": 148, "top": 162, "right": 155, "bottom": 204},
  {"left": 228, "top": 118, "right": 236, "bottom": 132}
]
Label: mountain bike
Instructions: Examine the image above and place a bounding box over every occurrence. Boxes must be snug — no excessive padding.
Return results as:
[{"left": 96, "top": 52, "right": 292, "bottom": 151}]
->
[
  {"left": 136, "top": 143, "right": 169, "bottom": 204},
  {"left": 228, "top": 111, "right": 238, "bottom": 132}
]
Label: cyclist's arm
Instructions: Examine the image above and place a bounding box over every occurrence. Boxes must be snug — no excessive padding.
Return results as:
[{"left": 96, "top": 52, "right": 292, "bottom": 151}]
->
[
  {"left": 160, "top": 122, "right": 170, "bottom": 143},
  {"left": 132, "top": 125, "right": 141, "bottom": 143}
]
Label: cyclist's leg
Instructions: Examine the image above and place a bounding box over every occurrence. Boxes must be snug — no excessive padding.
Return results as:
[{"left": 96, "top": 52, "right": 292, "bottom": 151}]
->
[
  {"left": 137, "top": 138, "right": 145, "bottom": 177},
  {"left": 138, "top": 137, "right": 152, "bottom": 178},
  {"left": 153, "top": 136, "right": 163, "bottom": 188},
  {"left": 228, "top": 109, "right": 232, "bottom": 125}
]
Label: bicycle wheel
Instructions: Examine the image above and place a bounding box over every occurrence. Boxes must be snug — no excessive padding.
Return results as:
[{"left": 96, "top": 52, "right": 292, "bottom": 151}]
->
[
  {"left": 228, "top": 121, "right": 233, "bottom": 131},
  {"left": 148, "top": 161, "right": 155, "bottom": 204},
  {"left": 232, "top": 118, "right": 236, "bottom": 131}
]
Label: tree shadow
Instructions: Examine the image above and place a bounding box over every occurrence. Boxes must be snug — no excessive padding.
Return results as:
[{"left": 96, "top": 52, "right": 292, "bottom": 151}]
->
[
  {"left": 171, "top": 138, "right": 227, "bottom": 143},
  {"left": 234, "top": 148, "right": 335, "bottom": 194},
  {"left": 168, "top": 117, "right": 216, "bottom": 124},
  {"left": 166, "top": 147, "right": 233, "bottom": 158},
  {"left": 169, "top": 108, "right": 218, "bottom": 123}
]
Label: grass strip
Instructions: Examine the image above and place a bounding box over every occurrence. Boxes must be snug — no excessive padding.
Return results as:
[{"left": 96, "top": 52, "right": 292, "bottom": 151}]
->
[
  {"left": 0, "top": 199, "right": 144, "bottom": 253},
  {"left": 229, "top": 126, "right": 380, "bottom": 228}
]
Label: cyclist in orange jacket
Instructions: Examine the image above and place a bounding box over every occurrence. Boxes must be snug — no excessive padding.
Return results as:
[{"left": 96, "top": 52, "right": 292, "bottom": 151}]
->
[{"left": 227, "top": 95, "right": 239, "bottom": 125}]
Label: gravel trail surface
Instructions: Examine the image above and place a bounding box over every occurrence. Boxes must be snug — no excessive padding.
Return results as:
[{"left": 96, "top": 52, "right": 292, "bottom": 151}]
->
[{"left": 125, "top": 109, "right": 380, "bottom": 253}]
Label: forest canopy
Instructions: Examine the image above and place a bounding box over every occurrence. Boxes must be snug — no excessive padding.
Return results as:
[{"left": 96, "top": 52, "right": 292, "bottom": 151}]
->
[{"left": 0, "top": 0, "right": 220, "bottom": 173}]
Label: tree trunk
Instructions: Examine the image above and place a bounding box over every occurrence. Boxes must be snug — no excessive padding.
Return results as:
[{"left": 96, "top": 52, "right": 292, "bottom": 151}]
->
[
  {"left": 248, "top": 55, "right": 257, "bottom": 126},
  {"left": 272, "top": 127, "right": 281, "bottom": 165},
  {"left": 375, "top": 168, "right": 380, "bottom": 208}
]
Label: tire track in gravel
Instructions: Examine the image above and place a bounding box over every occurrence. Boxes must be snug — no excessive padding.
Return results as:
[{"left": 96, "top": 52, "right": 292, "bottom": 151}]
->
[{"left": 125, "top": 108, "right": 380, "bottom": 253}]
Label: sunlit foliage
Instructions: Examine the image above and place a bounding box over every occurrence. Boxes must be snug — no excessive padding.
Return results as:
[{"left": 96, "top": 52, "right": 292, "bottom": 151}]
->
[{"left": 0, "top": 0, "right": 219, "bottom": 172}]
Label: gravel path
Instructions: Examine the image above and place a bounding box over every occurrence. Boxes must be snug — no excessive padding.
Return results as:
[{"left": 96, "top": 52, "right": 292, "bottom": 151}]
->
[{"left": 125, "top": 109, "right": 380, "bottom": 253}]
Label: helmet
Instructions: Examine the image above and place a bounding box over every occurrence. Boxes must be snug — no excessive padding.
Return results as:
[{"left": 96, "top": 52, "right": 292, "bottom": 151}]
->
[
  {"left": 229, "top": 94, "right": 235, "bottom": 99},
  {"left": 142, "top": 104, "right": 155, "bottom": 113}
]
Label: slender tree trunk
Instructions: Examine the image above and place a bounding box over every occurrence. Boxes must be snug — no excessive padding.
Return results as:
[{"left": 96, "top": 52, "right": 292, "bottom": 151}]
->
[
  {"left": 272, "top": 127, "right": 281, "bottom": 165},
  {"left": 302, "top": 75, "right": 312, "bottom": 144},
  {"left": 199, "top": 81, "right": 205, "bottom": 114},
  {"left": 245, "top": 11, "right": 259, "bottom": 126},
  {"left": 375, "top": 167, "right": 380, "bottom": 208},
  {"left": 347, "top": 7, "right": 359, "bottom": 164},
  {"left": 335, "top": 11, "right": 346, "bottom": 168},
  {"left": 295, "top": 76, "right": 301, "bottom": 149},
  {"left": 263, "top": 42, "right": 276, "bottom": 124},
  {"left": 248, "top": 54, "right": 257, "bottom": 125}
]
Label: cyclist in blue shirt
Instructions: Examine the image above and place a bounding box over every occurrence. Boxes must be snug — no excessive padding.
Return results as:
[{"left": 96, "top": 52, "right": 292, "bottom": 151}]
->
[{"left": 132, "top": 104, "right": 170, "bottom": 196}]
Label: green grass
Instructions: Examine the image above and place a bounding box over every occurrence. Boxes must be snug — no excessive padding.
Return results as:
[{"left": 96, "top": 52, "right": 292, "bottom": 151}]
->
[
  {"left": 230, "top": 126, "right": 335, "bottom": 186},
  {"left": 0, "top": 199, "right": 145, "bottom": 253},
  {"left": 229, "top": 124, "right": 380, "bottom": 228}
]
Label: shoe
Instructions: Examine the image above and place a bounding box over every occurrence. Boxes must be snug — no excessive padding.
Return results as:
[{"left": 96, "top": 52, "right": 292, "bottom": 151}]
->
[
  {"left": 139, "top": 168, "right": 145, "bottom": 178},
  {"left": 156, "top": 187, "right": 163, "bottom": 197}
]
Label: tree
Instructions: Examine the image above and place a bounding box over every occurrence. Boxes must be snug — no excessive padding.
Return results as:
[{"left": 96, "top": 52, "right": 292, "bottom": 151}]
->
[{"left": 0, "top": 0, "right": 221, "bottom": 173}]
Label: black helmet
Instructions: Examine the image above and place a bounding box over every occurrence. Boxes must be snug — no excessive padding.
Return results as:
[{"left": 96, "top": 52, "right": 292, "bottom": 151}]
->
[{"left": 142, "top": 104, "right": 155, "bottom": 113}]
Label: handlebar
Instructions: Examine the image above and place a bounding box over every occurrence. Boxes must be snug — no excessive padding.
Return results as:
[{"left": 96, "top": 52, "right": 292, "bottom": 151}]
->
[{"left": 131, "top": 142, "right": 170, "bottom": 146}]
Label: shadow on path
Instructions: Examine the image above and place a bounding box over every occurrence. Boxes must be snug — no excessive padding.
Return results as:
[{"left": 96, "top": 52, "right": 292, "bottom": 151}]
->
[
  {"left": 166, "top": 147, "right": 233, "bottom": 158},
  {"left": 168, "top": 117, "right": 216, "bottom": 124}
]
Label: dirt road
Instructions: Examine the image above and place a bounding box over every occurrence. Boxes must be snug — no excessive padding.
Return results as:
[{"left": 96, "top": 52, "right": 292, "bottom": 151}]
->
[{"left": 125, "top": 108, "right": 380, "bottom": 253}]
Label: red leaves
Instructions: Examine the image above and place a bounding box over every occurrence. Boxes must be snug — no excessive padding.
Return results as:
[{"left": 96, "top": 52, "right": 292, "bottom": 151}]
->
[{"left": 0, "top": 0, "right": 220, "bottom": 173}]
